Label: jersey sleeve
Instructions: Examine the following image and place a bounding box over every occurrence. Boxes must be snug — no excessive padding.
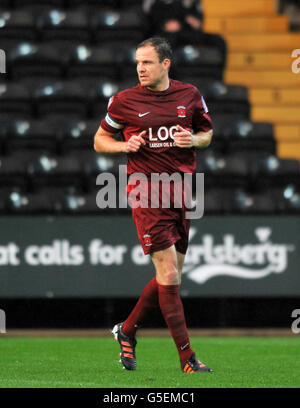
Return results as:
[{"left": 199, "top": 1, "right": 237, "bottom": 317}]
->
[
  {"left": 192, "top": 88, "right": 213, "bottom": 133},
  {"left": 100, "top": 94, "right": 126, "bottom": 134}
]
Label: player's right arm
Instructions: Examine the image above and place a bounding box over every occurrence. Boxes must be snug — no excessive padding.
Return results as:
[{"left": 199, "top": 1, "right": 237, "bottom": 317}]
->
[
  {"left": 94, "top": 125, "right": 127, "bottom": 154},
  {"left": 94, "top": 93, "right": 146, "bottom": 154},
  {"left": 94, "top": 126, "right": 146, "bottom": 154}
]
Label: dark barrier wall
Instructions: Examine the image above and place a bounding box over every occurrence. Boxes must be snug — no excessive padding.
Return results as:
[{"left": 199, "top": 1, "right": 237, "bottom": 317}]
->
[{"left": 0, "top": 216, "right": 299, "bottom": 298}]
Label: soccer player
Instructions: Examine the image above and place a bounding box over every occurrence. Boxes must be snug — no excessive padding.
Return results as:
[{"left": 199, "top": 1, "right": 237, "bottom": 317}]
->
[{"left": 94, "top": 37, "right": 213, "bottom": 374}]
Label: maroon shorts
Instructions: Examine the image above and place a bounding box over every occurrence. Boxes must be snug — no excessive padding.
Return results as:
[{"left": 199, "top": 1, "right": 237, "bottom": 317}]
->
[
  {"left": 127, "top": 175, "right": 191, "bottom": 255},
  {"left": 132, "top": 206, "right": 190, "bottom": 255}
]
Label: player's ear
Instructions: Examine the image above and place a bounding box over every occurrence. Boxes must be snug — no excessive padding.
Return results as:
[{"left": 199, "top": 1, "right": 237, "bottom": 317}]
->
[{"left": 163, "top": 58, "right": 171, "bottom": 71}]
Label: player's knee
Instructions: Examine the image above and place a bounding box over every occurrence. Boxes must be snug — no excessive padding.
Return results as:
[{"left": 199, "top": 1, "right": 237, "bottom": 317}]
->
[{"left": 158, "top": 266, "right": 180, "bottom": 285}]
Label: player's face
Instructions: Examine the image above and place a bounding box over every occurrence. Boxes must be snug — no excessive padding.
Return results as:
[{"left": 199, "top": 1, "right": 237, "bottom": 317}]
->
[{"left": 136, "top": 45, "right": 170, "bottom": 90}]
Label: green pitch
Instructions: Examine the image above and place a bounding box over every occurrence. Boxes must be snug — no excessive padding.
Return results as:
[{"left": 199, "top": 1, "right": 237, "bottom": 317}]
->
[{"left": 0, "top": 336, "right": 299, "bottom": 388}]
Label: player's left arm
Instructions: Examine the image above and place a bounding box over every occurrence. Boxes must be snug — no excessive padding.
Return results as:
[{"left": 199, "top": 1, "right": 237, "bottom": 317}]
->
[{"left": 174, "top": 125, "right": 213, "bottom": 149}]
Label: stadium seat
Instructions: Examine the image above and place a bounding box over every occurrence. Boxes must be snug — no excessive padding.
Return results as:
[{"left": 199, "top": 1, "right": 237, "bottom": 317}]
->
[
  {"left": 66, "top": 45, "right": 119, "bottom": 81},
  {"left": 69, "top": 0, "right": 120, "bottom": 9},
  {"left": 221, "top": 154, "right": 253, "bottom": 189},
  {"left": 32, "top": 80, "right": 88, "bottom": 118},
  {"left": 201, "top": 0, "right": 275, "bottom": 18},
  {"left": 180, "top": 77, "right": 249, "bottom": 116},
  {"left": 204, "top": 120, "right": 227, "bottom": 153},
  {"left": 104, "top": 39, "right": 140, "bottom": 52},
  {"left": 119, "top": 0, "right": 141, "bottom": 9},
  {"left": 0, "top": 186, "right": 25, "bottom": 214},
  {"left": 274, "top": 184, "right": 300, "bottom": 214},
  {"left": 209, "top": 113, "right": 255, "bottom": 154},
  {"left": 88, "top": 80, "right": 120, "bottom": 117},
  {"left": 212, "top": 113, "right": 251, "bottom": 131},
  {"left": 252, "top": 155, "right": 300, "bottom": 189},
  {"left": 226, "top": 70, "right": 300, "bottom": 88},
  {"left": 0, "top": 82, "right": 32, "bottom": 117},
  {"left": 27, "top": 153, "right": 83, "bottom": 190},
  {"left": 204, "top": 15, "right": 288, "bottom": 34},
  {"left": 4, "top": 119, "right": 58, "bottom": 155},
  {"left": 0, "top": 119, "right": 9, "bottom": 154},
  {"left": 59, "top": 119, "right": 99, "bottom": 153},
  {"left": 118, "top": 46, "right": 140, "bottom": 80},
  {"left": 74, "top": 150, "right": 127, "bottom": 192},
  {"left": 223, "top": 120, "right": 274, "bottom": 139},
  {"left": 178, "top": 78, "right": 249, "bottom": 117},
  {"left": 197, "top": 150, "right": 251, "bottom": 189},
  {"left": 214, "top": 112, "right": 253, "bottom": 124},
  {"left": 6, "top": 190, "right": 59, "bottom": 214},
  {"left": 203, "top": 188, "right": 232, "bottom": 215},
  {"left": 204, "top": 81, "right": 250, "bottom": 118},
  {"left": 230, "top": 189, "right": 278, "bottom": 214},
  {"left": 0, "top": 196, "right": 6, "bottom": 214},
  {"left": 59, "top": 190, "right": 130, "bottom": 215},
  {"left": 37, "top": 9, "right": 90, "bottom": 42},
  {"left": 0, "top": 153, "right": 29, "bottom": 189},
  {"left": 85, "top": 152, "right": 126, "bottom": 177},
  {"left": 59, "top": 191, "right": 101, "bottom": 215},
  {"left": 14, "top": 0, "right": 65, "bottom": 8},
  {"left": 224, "top": 120, "right": 276, "bottom": 155},
  {"left": 173, "top": 45, "right": 224, "bottom": 81},
  {"left": 33, "top": 184, "right": 81, "bottom": 195},
  {"left": 225, "top": 33, "right": 300, "bottom": 53},
  {"left": 0, "top": 38, "right": 25, "bottom": 61},
  {"left": 8, "top": 42, "right": 64, "bottom": 80},
  {"left": 0, "top": 9, "right": 36, "bottom": 41},
  {"left": 91, "top": 10, "right": 145, "bottom": 44}
]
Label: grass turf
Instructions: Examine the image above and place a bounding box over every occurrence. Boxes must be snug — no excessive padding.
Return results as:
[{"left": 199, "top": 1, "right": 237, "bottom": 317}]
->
[{"left": 0, "top": 336, "right": 299, "bottom": 388}]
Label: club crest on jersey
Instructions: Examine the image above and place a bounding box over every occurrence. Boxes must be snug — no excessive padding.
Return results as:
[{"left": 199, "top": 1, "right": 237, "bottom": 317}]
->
[
  {"left": 177, "top": 105, "right": 186, "bottom": 118},
  {"left": 143, "top": 234, "right": 152, "bottom": 247}
]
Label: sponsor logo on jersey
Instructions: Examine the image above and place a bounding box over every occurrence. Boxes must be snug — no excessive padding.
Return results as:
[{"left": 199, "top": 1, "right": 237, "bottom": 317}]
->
[
  {"left": 138, "top": 112, "right": 150, "bottom": 117},
  {"left": 177, "top": 105, "right": 186, "bottom": 118},
  {"left": 182, "top": 227, "right": 295, "bottom": 284}
]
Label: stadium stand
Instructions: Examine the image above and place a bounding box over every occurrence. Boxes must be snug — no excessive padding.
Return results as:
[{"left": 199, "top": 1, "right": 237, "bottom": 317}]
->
[
  {"left": 32, "top": 80, "right": 89, "bottom": 118},
  {"left": 37, "top": 9, "right": 90, "bottom": 42},
  {"left": 14, "top": 0, "right": 65, "bottom": 7},
  {"left": 8, "top": 42, "right": 64, "bottom": 80},
  {"left": 0, "top": 81, "right": 32, "bottom": 117},
  {"left": 91, "top": 9, "right": 145, "bottom": 44},
  {"left": 0, "top": 9, "right": 36, "bottom": 41},
  {"left": 66, "top": 45, "right": 119, "bottom": 80},
  {"left": 201, "top": 0, "right": 300, "bottom": 160},
  {"left": 0, "top": 0, "right": 299, "bottom": 215},
  {"left": 0, "top": 152, "right": 29, "bottom": 190},
  {"left": 172, "top": 45, "right": 224, "bottom": 81},
  {"left": 58, "top": 119, "right": 99, "bottom": 153},
  {"left": 4, "top": 118, "right": 58, "bottom": 154}
]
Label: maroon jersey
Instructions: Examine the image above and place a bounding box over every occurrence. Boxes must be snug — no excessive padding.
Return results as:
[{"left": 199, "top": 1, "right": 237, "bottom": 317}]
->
[{"left": 100, "top": 79, "right": 213, "bottom": 175}]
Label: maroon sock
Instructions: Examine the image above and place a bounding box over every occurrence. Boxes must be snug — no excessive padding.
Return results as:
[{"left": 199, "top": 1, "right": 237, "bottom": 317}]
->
[
  {"left": 122, "top": 277, "right": 158, "bottom": 338},
  {"left": 158, "top": 283, "right": 194, "bottom": 366}
]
